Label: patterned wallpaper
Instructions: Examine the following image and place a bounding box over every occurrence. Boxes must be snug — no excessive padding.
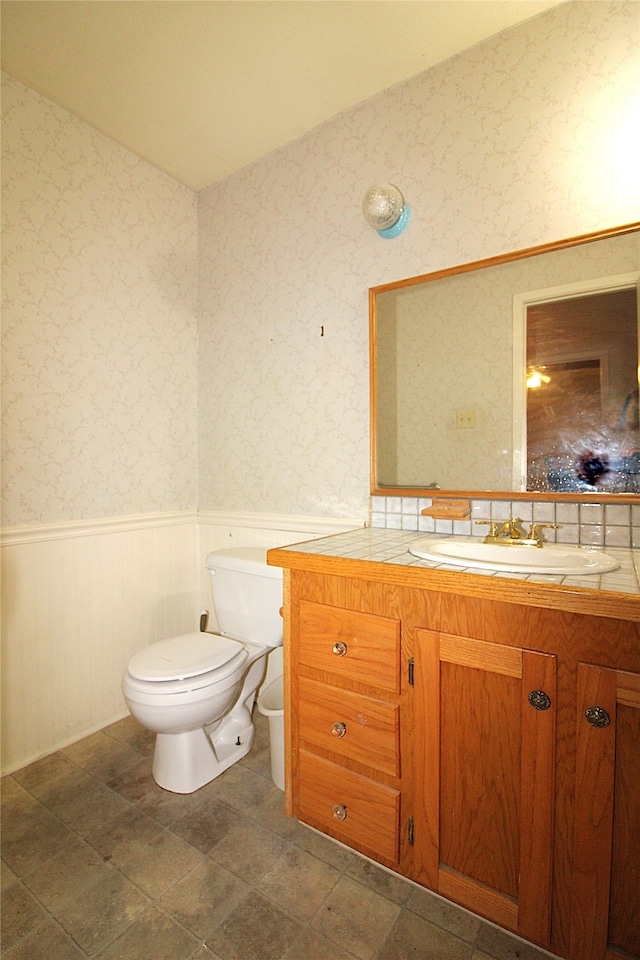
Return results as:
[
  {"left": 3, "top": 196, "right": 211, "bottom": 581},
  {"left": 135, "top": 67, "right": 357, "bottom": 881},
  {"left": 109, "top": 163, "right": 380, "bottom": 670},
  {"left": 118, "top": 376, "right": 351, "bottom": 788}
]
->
[
  {"left": 3, "top": 2, "right": 639, "bottom": 527},
  {"left": 1, "top": 74, "right": 198, "bottom": 526},
  {"left": 197, "top": 0, "right": 640, "bottom": 519}
]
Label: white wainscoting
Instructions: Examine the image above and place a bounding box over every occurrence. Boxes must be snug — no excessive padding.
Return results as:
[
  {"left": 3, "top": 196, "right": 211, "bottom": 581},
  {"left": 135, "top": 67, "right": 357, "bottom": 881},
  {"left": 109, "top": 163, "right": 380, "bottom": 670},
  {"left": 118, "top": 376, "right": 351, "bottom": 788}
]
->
[
  {"left": 1, "top": 512, "right": 199, "bottom": 774},
  {"left": 1, "top": 510, "right": 363, "bottom": 774}
]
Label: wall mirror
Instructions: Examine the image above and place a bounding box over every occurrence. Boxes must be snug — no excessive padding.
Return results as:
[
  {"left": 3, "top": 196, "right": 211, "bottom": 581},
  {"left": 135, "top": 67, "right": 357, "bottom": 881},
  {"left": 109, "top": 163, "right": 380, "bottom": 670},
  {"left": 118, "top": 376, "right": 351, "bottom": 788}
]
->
[{"left": 370, "top": 223, "right": 640, "bottom": 501}]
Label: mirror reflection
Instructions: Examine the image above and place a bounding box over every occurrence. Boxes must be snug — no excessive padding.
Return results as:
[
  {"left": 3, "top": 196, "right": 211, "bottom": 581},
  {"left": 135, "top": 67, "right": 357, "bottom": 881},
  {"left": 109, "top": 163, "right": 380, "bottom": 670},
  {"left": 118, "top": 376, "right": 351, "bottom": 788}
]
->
[
  {"left": 370, "top": 224, "right": 640, "bottom": 499},
  {"left": 525, "top": 287, "right": 638, "bottom": 493}
]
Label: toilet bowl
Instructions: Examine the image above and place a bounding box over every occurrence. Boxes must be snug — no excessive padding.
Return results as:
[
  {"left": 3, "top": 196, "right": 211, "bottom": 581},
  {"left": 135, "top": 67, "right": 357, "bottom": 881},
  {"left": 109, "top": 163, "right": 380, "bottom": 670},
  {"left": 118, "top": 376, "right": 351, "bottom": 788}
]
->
[{"left": 122, "top": 548, "right": 283, "bottom": 794}]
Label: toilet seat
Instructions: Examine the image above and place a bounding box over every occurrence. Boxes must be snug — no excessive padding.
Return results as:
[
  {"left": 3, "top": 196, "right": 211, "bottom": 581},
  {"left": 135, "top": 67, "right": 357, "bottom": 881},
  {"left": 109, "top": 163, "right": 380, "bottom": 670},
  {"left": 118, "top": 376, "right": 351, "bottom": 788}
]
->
[
  {"left": 128, "top": 632, "right": 244, "bottom": 682},
  {"left": 123, "top": 632, "right": 249, "bottom": 704}
]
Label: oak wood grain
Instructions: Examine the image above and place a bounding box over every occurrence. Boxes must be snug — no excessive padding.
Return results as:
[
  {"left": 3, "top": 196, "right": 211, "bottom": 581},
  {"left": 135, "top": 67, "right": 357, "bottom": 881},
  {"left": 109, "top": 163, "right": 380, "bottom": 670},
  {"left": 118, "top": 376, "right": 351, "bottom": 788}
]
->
[{"left": 298, "top": 675, "right": 400, "bottom": 777}]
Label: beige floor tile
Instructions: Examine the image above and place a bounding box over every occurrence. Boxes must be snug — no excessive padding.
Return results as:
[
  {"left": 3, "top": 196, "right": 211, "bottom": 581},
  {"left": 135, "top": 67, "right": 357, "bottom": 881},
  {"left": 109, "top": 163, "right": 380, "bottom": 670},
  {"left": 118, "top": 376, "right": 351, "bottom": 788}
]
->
[
  {"left": 239, "top": 732, "right": 274, "bottom": 780},
  {"left": 205, "top": 889, "right": 303, "bottom": 960},
  {"left": 0, "top": 881, "right": 46, "bottom": 951},
  {"left": 0, "top": 776, "right": 28, "bottom": 806},
  {"left": 94, "top": 905, "right": 199, "bottom": 960},
  {"left": 376, "top": 908, "right": 474, "bottom": 960},
  {"left": 1, "top": 860, "right": 19, "bottom": 891},
  {"left": 86, "top": 803, "right": 163, "bottom": 855},
  {"left": 107, "top": 754, "right": 208, "bottom": 826},
  {"left": 102, "top": 714, "right": 156, "bottom": 756},
  {"left": 49, "top": 869, "right": 149, "bottom": 955},
  {"left": 293, "top": 824, "right": 356, "bottom": 872},
  {"left": 249, "top": 783, "right": 312, "bottom": 844},
  {"left": 0, "top": 790, "right": 36, "bottom": 851},
  {"left": 1, "top": 792, "right": 79, "bottom": 878},
  {"left": 159, "top": 859, "right": 250, "bottom": 941},
  {"left": 22, "top": 836, "right": 118, "bottom": 913},
  {"left": 165, "top": 792, "right": 240, "bottom": 854},
  {"left": 88, "top": 806, "right": 205, "bottom": 898},
  {"left": 282, "top": 924, "right": 362, "bottom": 960},
  {"left": 406, "top": 885, "right": 481, "bottom": 942},
  {"left": 1, "top": 913, "right": 87, "bottom": 960},
  {"left": 40, "top": 770, "right": 132, "bottom": 837},
  {"left": 208, "top": 815, "right": 290, "bottom": 883},
  {"left": 11, "top": 752, "right": 78, "bottom": 793},
  {"left": 474, "top": 924, "right": 557, "bottom": 960},
  {"left": 311, "top": 875, "right": 401, "bottom": 960},
  {"left": 257, "top": 846, "right": 342, "bottom": 921},
  {"left": 61, "top": 731, "right": 142, "bottom": 783},
  {"left": 346, "top": 856, "right": 413, "bottom": 905},
  {"left": 205, "top": 764, "right": 276, "bottom": 819}
]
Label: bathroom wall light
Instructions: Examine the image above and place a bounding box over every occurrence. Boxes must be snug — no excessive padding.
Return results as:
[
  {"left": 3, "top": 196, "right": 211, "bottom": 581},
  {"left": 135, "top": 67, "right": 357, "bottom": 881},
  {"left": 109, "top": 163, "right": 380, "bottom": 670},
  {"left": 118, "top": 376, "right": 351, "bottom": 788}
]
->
[{"left": 362, "top": 183, "right": 411, "bottom": 238}]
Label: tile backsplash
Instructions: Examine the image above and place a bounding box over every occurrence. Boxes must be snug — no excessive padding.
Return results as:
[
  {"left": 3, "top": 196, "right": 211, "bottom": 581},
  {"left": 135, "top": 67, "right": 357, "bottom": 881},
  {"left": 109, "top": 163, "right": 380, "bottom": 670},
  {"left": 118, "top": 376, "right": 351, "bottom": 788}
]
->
[{"left": 371, "top": 496, "right": 640, "bottom": 550}]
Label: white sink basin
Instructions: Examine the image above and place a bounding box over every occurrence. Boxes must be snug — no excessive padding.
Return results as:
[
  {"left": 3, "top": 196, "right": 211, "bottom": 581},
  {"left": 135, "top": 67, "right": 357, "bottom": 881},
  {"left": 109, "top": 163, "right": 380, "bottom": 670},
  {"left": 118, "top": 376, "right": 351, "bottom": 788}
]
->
[{"left": 409, "top": 537, "right": 620, "bottom": 575}]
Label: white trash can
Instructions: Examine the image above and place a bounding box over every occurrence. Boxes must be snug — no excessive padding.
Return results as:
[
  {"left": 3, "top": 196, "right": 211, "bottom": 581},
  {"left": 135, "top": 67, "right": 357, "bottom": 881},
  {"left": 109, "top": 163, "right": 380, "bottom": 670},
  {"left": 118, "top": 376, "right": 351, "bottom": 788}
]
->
[{"left": 257, "top": 675, "right": 284, "bottom": 791}]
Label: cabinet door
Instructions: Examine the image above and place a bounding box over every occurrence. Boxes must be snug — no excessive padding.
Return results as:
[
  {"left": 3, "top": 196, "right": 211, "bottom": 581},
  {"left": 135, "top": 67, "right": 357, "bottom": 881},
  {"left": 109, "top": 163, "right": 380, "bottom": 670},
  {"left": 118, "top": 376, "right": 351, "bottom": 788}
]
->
[
  {"left": 571, "top": 663, "right": 640, "bottom": 960},
  {"left": 414, "top": 630, "right": 556, "bottom": 948}
]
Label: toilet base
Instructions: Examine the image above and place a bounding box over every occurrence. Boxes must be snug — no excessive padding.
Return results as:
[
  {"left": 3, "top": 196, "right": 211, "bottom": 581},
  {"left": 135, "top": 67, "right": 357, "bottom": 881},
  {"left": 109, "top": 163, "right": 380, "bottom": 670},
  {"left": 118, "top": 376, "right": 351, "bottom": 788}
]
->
[
  {"left": 152, "top": 721, "right": 255, "bottom": 793},
  {"left": 150, "top": 654, "right": 266, "bottom": 793}
]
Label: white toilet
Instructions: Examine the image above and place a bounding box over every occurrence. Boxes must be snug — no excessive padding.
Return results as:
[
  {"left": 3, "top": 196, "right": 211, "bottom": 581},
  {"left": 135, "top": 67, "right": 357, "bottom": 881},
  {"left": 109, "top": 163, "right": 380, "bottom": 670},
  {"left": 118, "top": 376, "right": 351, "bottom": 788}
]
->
[{"left": 122, "top": 548, "right": 283, "bottom": 794}]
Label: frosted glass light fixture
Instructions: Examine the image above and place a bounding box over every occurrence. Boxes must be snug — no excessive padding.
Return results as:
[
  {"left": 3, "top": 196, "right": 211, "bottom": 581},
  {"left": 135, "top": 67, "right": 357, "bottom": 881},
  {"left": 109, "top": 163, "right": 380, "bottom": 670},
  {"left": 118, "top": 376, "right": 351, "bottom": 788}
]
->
[{"left": 362, "top": 183, "right": 411, "bottom": 238}]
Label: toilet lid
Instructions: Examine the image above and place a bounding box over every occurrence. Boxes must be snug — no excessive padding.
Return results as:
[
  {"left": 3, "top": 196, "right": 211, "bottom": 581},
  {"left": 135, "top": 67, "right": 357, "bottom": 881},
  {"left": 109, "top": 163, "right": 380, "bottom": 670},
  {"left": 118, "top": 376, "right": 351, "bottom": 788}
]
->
[{"left": 128, "top": 632, "right": 244, "bottom": 682}]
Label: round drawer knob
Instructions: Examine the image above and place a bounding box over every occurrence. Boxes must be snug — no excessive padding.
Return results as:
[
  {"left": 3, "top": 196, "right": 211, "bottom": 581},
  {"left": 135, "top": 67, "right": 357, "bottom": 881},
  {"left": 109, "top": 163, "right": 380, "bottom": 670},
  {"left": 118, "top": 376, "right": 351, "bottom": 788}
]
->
[
  {"left": 332, "top": 804, "right": 347, "bottom": 822},
  {"left": 332, "top": 641, "right": 348, "bottom": 657},
  {"left": 585, "top": 706, "right": 611, "bottom": 728},
  {"left": 330, "top": 721, "right": 347, "bottom": 738}
]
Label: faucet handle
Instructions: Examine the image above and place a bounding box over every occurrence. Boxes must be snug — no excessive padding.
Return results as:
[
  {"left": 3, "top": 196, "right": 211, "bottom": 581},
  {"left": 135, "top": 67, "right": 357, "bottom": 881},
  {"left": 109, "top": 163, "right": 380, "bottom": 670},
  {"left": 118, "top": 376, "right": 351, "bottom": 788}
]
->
[
  {"left": 475, "top": 520, "right": 498, "bottom": 536},
  {"left": 528, "top": 522, "right": 559, "bottom": 543}
]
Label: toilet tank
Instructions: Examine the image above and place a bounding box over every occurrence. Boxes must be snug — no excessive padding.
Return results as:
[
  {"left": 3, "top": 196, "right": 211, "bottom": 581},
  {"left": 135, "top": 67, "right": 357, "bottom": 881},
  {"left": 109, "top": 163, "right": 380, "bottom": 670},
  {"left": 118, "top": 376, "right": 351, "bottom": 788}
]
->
[{"left": 205, "top": 548, "right": 283, "bottom": 647}]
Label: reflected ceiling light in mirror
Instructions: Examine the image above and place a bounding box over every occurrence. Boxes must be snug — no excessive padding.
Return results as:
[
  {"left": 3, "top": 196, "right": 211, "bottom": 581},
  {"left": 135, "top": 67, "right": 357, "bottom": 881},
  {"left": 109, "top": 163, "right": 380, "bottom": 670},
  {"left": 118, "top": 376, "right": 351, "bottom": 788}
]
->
[
  {"left": 362, "top": 183, "right": 411, "bottom": 238},
  {"left": 526, "top": 365, "right": 551, "bottom": 389}
]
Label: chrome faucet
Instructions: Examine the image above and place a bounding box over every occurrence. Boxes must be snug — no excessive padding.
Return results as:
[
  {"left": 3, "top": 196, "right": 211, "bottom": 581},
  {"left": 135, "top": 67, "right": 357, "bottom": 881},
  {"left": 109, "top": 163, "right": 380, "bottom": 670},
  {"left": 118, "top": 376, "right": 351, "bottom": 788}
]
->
[{"left": 475, "top": 518, "right": 559, "bottom": 547}]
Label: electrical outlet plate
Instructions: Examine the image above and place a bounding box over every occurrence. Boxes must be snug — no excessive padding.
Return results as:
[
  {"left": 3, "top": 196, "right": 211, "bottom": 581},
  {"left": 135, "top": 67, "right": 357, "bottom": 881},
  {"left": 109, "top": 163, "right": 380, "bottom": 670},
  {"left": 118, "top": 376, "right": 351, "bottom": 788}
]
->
[{"left": 455, "top": 409, "right": 476, "bottom": 429}]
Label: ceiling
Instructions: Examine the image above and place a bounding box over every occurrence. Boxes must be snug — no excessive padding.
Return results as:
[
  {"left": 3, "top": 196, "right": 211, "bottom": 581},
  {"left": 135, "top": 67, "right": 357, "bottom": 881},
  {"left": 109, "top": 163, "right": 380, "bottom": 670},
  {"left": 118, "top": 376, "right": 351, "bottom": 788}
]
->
[{"left": 1, "top": 0, "right": 564, "bottom": 192}]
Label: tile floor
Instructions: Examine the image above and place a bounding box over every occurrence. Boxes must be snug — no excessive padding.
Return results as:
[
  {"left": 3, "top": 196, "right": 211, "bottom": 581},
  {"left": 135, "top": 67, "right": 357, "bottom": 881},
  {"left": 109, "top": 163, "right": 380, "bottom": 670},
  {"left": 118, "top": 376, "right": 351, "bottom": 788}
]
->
[{"left": 2, "top": 709, "right": 562, "bottom": 960}]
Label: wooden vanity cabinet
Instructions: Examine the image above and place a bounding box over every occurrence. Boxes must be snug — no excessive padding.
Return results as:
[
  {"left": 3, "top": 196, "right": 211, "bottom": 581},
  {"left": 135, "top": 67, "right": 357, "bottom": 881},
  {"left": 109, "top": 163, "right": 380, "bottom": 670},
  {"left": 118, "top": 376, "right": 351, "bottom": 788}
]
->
[{"left": 276, "top": 561, "right": 640, "bottom": 960}]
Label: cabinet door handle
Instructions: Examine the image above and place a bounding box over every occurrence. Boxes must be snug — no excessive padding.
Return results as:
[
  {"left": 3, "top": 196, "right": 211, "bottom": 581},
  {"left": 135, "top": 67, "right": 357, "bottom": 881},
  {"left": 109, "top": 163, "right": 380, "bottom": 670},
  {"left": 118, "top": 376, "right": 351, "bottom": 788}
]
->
[
  {"left": 332, "top": 641, "right": 348, "bottom": 657},
  {"left": 528, "top": 690, "right": 552, "bottom": 711},
  {"left": 330, "top": 721, "right": 347, "bottom": 738},
  {"left": 585, "top": 705, "right": 611, "bottom": 728},
  {"left": 332, "top": 804, "right": 347, "bottom": 822}
]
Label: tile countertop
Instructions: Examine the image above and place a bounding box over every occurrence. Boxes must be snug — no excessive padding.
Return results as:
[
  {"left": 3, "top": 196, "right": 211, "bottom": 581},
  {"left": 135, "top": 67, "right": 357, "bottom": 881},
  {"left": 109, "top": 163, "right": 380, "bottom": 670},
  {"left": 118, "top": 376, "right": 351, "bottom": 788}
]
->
[{"left": 267, "top": 527, "right": 640, "bottom": 623}]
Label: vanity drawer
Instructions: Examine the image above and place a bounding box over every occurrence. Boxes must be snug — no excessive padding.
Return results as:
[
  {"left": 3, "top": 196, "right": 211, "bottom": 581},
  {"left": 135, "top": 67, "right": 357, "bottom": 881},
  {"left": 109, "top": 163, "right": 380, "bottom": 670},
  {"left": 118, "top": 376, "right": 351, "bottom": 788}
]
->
[
  {"left": 298, "top": 676, "right": 400, "bottom": 777},
  {"left": 297, "top": 750, "right": 400, "bottom": 863},
  {"left": 298, "top": 600, "right": 401, "bottom": 693}
]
